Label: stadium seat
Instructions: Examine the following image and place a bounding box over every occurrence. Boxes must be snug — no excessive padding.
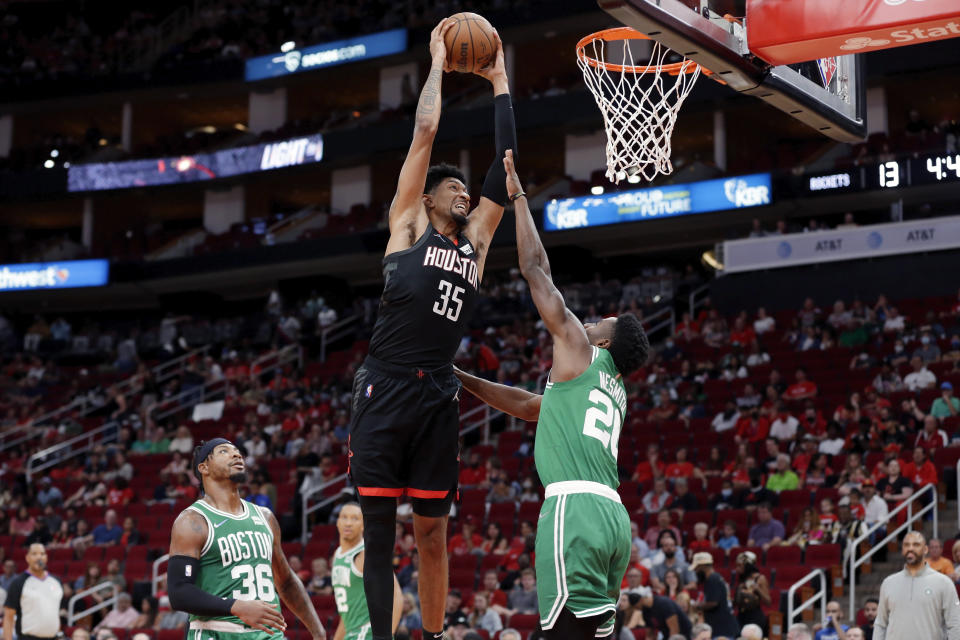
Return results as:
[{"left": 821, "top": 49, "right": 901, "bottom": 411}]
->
[
  {"left": 805, "top": 544, "right": 841, "bottom": 568},
  {"left": 766, "top": 545, "right": 802, "bottom": 567}
]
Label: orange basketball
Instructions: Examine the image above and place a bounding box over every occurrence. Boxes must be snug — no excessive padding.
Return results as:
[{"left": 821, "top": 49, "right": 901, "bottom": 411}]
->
[{"left": 444, "top": 12, "right": 496, "bottom": 74}]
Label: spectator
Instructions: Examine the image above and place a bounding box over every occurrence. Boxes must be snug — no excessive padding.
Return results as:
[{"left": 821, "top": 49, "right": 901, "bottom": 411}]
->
[
  {"left": 487, "top": 475, "right": 517, "bottom": 504},
  {"left": 837, "top": 213, "right": 858, "bottom": 229},
  {"left": 9, "top": 506, "right": 36, "bottom": 537},
  {"left": 691, "top": 623, "right": 713, "bottom": 640},
  {"left": 632, "top": 444, "right": 665, "bottom": 484},
  {"left": 827, "top": 300, "right": 852, "bottom": 331},
  {"left": 36, "top": 478, "right": 63, "bottom": 508},
  {"left": 766, "top": 454, "right": 800, "bottom": 492},
  {"left": 92, "top": 510, "right": 122, "bottom": 546},
  {"left": 644, "top": 511, "right": 682, "bottom": 550},
  {"left": 306, "top": 558, "right": 332, "bottom": 595},
  {"left": 245, "top": 482, "right": 273, "bottom": 511},
  {"left": 735, "top": 408, "right": 770, "bottom": 445},
  {"left": 649, "top": 390, "right": 678, "bottom": 423},
  {"left": 459, "top": 452, "right": 487, "bottom": 488},
  {"left": 106, "top": 477, "right": 134, "bottom": 508},
  {"left": 671, "top": 477, "right": 700, "bottom": 512},
  {"left": 747, "top": 503, "right": 785, "bottom": 550},
  {"left": 883, "top": 307, "right": 906, "bottom": 333},
  {"left": 167, "top": 426, "right": 195, "bottom": 454},
  {"left": 499, "top": 629, "right": 521, "bottom": 640},
  {"left": 687, "top": 523, "right": 711, "bottom": 553},
  {"left": 819, "top": 423, "right": 847, "bottom": 456},
  {"left": 902, "top": 447, "right": 937, "bottom": 490},
  {"left": 716, "top": 521, "right": 740, "bottom": 552},
  {"left": 397, "top": 593, "right": 422, "bottom": 636},
  {"left": 475, "top": 569, "right": 509, "bottom": 615},
  {"left": 153, "top": 595, "right": 188, "bottom": 630},
  {"left": 926, "top": 538, "right": 954, "bottom": 577},
  {"left": 651, "top": 532, "right": 696, "bottom": 592},
  {"left": 749, "top": 218, "right": 767, "bottom": 238},
  {"left": 443, "top": 590, "right": 468, "bottom": 629},
  {"left": 94, "top": 593, "right": 139, "bottom": 631},
  {"left": 712, "top": 400, "right": 740, "bottom": 433},
  {"left": 785, "top": 507, "right": 825, "bottom": 548},
  {"left": 635, "top": 586, "right": 694, "bottom": 638},
  {"left": 689, "top": 552, "right": 740, "bottom": 639},
  {"left": 742, "top": 624, "right": 764, "bottom": 640},
  {"left": 469, "top": 592, "right": 503, "bottom": 635},
  {"left": 730, "top": 317, "right": 756, "bottom": 347},
  {"left": 931, "top": 382, "right": 960, "bottom": 419},
  {"left": 783, "top": 368, "right": 818, "bottom": 401},
  {"left": 480, "top": 523, "right": 508, "bottom": 556},
  {"left": 101, "top": 558, "right": 127, "bottom": 592},
  {"left": 733, "top": 551, "right": 770, "bottom": 635},
  {"left": 814, "top": 601, "right": 849, "bottom": 640},
  {"left": 507, "top": 568, "right": 538, "bottom": 615},
  {"left": 829, "top": 503, "right": 865, "bottom": 550},
  {"left": 913, "top": 331, "right": 942, "bottom": 364},
  {"left": 861, "top": 598, "right": 878, "bottom": 639},
  {"left": 754, "top": 307, "right": 775, "bottom": 334},
  {"left": 788, "top": 623, "right": 814, "bottom": 640},
  {"left": 448, "top": 518, "right": 483, "bottom": 556},
  {"left": 769, "top": 403, "right": 799, "bottom": 443},
  {"left": 133, "top": 596, "right": 158, "bottom": 629},
  {"left": 876, "top": 460, "right": 913, "bottom": 505},
  {"left": 915, "top": 415, "right": 949, "bottom": 451},
  {"left": 872, "top": 363, "right": 905, "bottom": 394},
  {"left": 798, "top": 298, "right": 822, "bottom": 328}
]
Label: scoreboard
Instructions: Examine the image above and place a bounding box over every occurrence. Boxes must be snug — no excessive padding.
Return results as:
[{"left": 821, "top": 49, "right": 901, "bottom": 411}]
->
[{"left": 800, "top": 152, "right": 960, "bottom": 196}]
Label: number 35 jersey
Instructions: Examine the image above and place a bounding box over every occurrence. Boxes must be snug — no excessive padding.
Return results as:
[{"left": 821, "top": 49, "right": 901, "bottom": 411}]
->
[
  {"left": 368, "top": 224, "right": 479, "bottom": 369},
  {"left": 535, "top": 346, "right": 627, "bottom": 491},
  {"left": 185, "top": 499, "right": 280, "bottom": 633}
]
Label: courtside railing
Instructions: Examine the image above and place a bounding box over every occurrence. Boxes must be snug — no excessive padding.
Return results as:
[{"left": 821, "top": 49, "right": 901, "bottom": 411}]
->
[
  {"left": 846, "top": 482, "right": 937, "bottom": 619},
  {"left": 152, "top": 554, "right": 170, "bottom": 596},
  {"left": 26, "top": 421, "right": 119, "bottom": 483},
  {"left": 68, "top": 580, "right": 118, "bottom": 625},
  {"left": 786, "top": 568, "right": 828, "bottom": 629},
  {"left": 688, "top": 283, "right": 710, "bottom": 317},
  {"left": 320, "top": 316, "right": 360, "bottom": 362}
]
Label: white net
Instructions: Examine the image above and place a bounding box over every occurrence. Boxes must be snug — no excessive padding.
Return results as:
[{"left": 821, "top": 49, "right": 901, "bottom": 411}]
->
[{"left": 577, "top": 33, "right": 702, "bottom": 184}]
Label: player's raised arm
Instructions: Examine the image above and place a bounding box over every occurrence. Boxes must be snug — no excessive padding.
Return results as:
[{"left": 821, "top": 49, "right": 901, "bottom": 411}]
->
[
  {"left": 464, "top": 29, "right": 516, "bottom": 280},
  {"left": 454, "top": 366, "right": 542, "bottom": 421},
  {"left": 505, "top": 150, "right": 592, "bottom": 381},
  {"left": 386, "top": 19, "right": 455, "bottom": 255},
  {"left": 167, "top": 509, "right": 286, "bottom": 634},
  {"left": 263, "top": 508, "right": 327, "bottom": 640}
]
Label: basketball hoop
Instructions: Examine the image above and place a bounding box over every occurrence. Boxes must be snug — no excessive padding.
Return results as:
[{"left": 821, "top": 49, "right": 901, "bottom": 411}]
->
[{"left": 576, "top": 27, "right": 717, "bottom": 184}]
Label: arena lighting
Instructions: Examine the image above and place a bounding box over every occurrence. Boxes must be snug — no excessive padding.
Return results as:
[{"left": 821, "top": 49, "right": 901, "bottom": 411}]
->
[
  {"left": 43, "top": 159, "right": 54, "bottom": 169},
  {"left": 590, "top": 185, "right": 605, "bottom": 195},
  {"left": 280, "top": 41, "right": 296, "bottom": 53},
  {"left": 627, "top": 174, "right": 642, "bottom": 184},
  {"left": 233, "top": 123, "right": 248, "bottom": 131},
  {"left": 50, "top": 149, "right": 59, "bottom": 158}
]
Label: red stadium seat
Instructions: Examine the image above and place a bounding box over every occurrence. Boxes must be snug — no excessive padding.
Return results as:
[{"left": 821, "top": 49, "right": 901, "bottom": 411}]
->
[
  {"left": 766, "top": 545, "right": 802, "bottom": 567},
  {"left": 805, "top": 544, "right": 841, "bottom": 568}
]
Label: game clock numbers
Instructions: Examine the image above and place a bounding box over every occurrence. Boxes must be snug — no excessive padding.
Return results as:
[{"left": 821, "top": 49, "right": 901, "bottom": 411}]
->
[
  {"left": 877, "top": 160, "right": 903, "bottom": 189},
  {"left": 923, "top": 154, "right": 960, "bottom": 182}
]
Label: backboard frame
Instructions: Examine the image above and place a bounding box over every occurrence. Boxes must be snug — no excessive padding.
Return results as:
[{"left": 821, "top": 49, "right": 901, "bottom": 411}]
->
[{"left": 596, "top": 0, "right": 867, "bottom": 142}]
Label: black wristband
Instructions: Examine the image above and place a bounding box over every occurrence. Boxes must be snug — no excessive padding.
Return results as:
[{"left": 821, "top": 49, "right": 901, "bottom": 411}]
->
[{"left": 168, "top": 555, "right": 236, "bottom": 617}]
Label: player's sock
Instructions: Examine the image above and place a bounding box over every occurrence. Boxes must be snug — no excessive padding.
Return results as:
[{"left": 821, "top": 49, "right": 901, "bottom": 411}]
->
[
  {"left": 422, "top": 630, "right": 445, "bottom": 639},
  {"left": 359, "top": 495, "right": 398, "bottom": 640}
]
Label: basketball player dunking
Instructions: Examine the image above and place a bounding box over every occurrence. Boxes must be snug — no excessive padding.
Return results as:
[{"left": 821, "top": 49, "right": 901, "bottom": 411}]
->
[
  {"left": 455, "top": 151, "right": 651, "bottom": 640},
  {"left": 347, "top": 18, "right": 516, "bottom": 640}
]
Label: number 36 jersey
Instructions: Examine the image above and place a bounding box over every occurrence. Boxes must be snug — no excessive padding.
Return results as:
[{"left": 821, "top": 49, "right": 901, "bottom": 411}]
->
[
  {"left": 185, "top": 500, "right": 280, "bottom": 632},
  {"left": 535, "top": 346, "right": 627, "bottom": 491},
  {"left": 368, "top": 224, "right": 479, "bottom": 369}
]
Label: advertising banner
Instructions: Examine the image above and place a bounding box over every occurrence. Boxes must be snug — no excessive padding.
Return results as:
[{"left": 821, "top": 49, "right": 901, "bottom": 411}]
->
[
  {"left": 245, "top": 29, "right": 407, "bottom": 81},
  {"left": 543, "top": 173, "right": 772, "bottom": 231},
  {"left": 0, "top": 259, "right": 109, "bottom": 292},
  {"left": 68, "top": 134, "right": 323, "bottom": 192},
  {"left": 722, "top": 215, "right": 960, "bottom": 273}
]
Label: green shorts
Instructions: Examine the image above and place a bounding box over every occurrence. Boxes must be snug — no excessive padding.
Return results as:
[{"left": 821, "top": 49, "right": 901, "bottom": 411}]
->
[
  {"left": 343, "top": 623, "right": 372, "bottom": 640},
  {"left": 188, "top": 622, "right": 284, "bottom": 640},
  {"left": 535, "top": 488, "right": 631, "bottom": 637}
]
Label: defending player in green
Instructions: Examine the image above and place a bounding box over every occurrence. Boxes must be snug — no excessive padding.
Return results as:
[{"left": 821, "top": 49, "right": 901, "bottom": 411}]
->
[
  {"left": 167, "top": 439, "right": 327, "bottom": 640},
  {"left": 454, "top": 150, "right": 650, "bottom": 640},
  {"left": 331, "top": 502, "right": 402, "bottom": 640}
]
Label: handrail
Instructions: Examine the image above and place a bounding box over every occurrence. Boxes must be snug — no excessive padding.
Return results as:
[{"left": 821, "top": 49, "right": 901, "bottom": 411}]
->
[
  {"left": 68, "top": 579, "right": 119, "bottom": 624},
  {"left": 152, "top": 553, "right": 171, "bottom": 596},
  {"left": 688, "top": 283, "right": 710, "bottom": 318},
  {"left": 251, "top": 343, "right": 302, "bottom": 377},
  {"left": 846, "top": 483, "right": 938, "bottom": 619},
  {"left": 320, "top": 316, "right": 360, "bottom": 362},
  {"left": 300, "top": 402, "right": 505, "bottom": 542},
  {"left": 26, "top": 420, "right": 119, "bottom": 482},
  {"left": 643, "top": 306, "right": 675, "bottom": 340},
  {"left": 956, "top": 458, "right": 960, "bottom": 532},
  {"left": 786, "top": 568, "right": 828, "bottom": 629}
]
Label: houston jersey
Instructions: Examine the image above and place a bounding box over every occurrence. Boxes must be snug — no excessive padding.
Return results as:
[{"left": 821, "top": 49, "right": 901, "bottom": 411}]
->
[{"left": 368, "top": 224, "right": 479, "bottom": 368}]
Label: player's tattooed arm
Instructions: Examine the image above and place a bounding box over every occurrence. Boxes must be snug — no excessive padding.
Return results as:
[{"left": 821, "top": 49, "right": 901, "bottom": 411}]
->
[
  {"left": 454, "top": 366, "right": 542, "bottom": 422},
  {"left": 264, "top": 508, "right": 327, "bottom": 640},
  {"left": 387, "top": 19, "right": 455, "bottom": 255},
  {"left": 168, "top": 509, "right": 208, "bottom": 558},
  {"left": 505, "top": 150, "right": 591, "bottom": 381}
]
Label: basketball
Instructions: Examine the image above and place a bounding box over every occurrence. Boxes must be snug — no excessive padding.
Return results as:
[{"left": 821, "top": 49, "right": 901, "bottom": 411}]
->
[{"left": 444, "top": 12, "right": 496, "bottom": 73}]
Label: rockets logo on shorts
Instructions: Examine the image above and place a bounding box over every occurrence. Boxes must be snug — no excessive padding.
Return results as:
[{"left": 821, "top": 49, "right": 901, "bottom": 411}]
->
[{"left": 365, "top": 384, "right": 374, "bottom": 398}]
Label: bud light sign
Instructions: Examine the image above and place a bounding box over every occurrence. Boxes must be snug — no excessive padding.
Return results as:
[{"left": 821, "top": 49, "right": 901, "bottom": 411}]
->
[
  {"left": 0, "top": 259, "right": 109, "bottom": 292},
  {"left": 544, "top": 173, "right": 772, "bottom": 231}
]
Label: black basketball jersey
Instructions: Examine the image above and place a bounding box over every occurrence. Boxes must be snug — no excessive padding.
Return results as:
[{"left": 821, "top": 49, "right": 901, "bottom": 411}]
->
[{"left": 368, "top": 224, "right": 480, "bottom": 369}]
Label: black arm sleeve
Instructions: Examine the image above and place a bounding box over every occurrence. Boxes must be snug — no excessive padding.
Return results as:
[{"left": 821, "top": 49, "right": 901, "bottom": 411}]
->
[
  {"left": 167, "top": 555, "right": 236, "bottom": 617},
  {"left": 480, "top": 93, "right": 518, "bottom": 206}
]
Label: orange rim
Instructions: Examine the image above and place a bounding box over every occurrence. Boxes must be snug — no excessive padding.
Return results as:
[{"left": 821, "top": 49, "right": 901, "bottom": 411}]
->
[{"left": 576, "top": 27, "right": 716, "bottom": 78}]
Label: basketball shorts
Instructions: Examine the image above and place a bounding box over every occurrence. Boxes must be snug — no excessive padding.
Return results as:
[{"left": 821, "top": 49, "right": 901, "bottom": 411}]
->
[
  {"left": 187, "top": 622, "right": 282, "bottom": 640},
  {"left": 348, "top": 354, "right": 460, "bottom": 512},
  {"left": 535, "top": 488, "right": 632, "bottom": 638},
  {"left": 344, "top": 623, "right": 372, "bottom": 640}
]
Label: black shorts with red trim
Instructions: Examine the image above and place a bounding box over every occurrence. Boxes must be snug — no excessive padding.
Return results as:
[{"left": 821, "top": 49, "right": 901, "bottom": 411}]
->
[{"left": 348, "top": 354, "right": 460, "bottom": 507}]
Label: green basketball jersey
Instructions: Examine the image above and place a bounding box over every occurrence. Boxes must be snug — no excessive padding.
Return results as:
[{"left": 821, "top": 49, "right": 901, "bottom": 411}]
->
[
  {"left": 534, "top": 346, "right": 626, "bottom": 490},
  {"left": 186, "top": 499, "right": 281, "bottom": 632},
  {"left": 332, "top": 542, "right": 369, "bottom": 637}
]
